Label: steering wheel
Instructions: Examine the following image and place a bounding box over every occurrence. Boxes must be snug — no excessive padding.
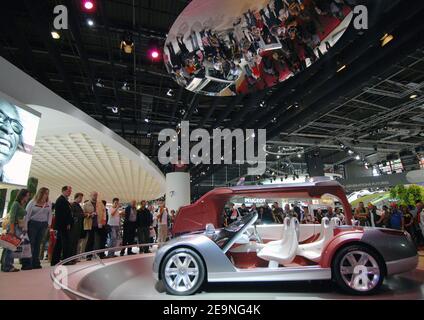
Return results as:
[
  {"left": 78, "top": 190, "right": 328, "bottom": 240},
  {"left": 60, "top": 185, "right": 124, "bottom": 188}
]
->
[{"left": 243, "top": 225, "right": 263, "bottom": 244}]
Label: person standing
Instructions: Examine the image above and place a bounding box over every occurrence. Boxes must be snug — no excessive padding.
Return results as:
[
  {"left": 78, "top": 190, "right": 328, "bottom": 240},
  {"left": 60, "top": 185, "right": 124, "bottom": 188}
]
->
[
  {"left": 70, "top": 193, "right": 85, "bottom": 257},
  {"left": 83, "top": 192, "right": 107, "bottom": 259},
  {"left": 157, "top": 201, "right": 169, "bottom": 246},
  {"left": 99, "top": 200, "right": 109, "bottom": 257},
  {"left": 381, "top": 205, "right": 391, "bottom": 228},
  {"left": 137, "top": 200, "right": 153, "bottom": 253},
  {"left": 107, "top": 198, "right": 121, "bottom": 258},
  {"left": 354, "top": 202, "right": 369, "bottom": 226},
  {"left": 51, "top": 186, "right": 74, "bottom": 266},
  {"left": 368, "top": 203, "right": 379, "bottom": 228},
  {"left": 25, "top": 187, "right": 52, "bottom": 269},
  {"left": 120, "top": 200, "right": 137, "bottom": 256},
  {"left": 1, "top": 189, "right": 31, "bottom": 272},
  {"left": 272, "top": 202, "right": 284, "bottom": 223},
  {"left": 390, "top": 203, "right": 404, "bottom": 231}
]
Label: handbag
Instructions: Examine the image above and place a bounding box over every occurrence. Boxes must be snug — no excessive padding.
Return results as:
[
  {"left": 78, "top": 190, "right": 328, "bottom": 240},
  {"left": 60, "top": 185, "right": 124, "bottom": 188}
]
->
[
  {"left": 83, "top": 216, "right": 93, "bottom": 230},
  {"left": 0, "top": 233, "right": 22, "bottom": 251},
  {"left": 13, "top": 235, "right": 32, "bottom": 259}
]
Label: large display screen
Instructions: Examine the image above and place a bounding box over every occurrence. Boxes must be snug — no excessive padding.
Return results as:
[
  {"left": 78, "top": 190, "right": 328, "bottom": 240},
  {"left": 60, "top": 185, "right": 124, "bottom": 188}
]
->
[{"left": 0, "top": 97, "right": 40, "bottom": 187}]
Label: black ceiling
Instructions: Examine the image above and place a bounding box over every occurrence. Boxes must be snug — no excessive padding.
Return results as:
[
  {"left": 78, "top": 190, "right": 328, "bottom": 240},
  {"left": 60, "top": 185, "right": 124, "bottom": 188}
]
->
[{"left": 1, "top": 0, "right": 424, "bottom": 191}]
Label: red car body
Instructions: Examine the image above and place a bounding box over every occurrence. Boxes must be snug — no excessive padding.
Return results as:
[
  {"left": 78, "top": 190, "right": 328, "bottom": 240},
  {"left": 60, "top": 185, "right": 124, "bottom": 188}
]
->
[{"left": 172, "top": 180, "right": 353, "bottom": 236}]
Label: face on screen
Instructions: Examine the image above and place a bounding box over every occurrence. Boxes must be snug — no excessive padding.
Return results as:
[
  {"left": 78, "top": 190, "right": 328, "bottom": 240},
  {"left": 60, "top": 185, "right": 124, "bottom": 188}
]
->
[{"left": 0, "top": 101, "right": 22, "bottom": 169}]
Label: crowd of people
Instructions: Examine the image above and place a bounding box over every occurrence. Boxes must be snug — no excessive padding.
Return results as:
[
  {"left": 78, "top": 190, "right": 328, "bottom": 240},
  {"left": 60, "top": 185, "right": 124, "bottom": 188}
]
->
[
  {"left": 223, "top": 199, "right": 424, "bottom": 248},
  {"left": 353, "top": 201, "right": 424, "bottom": 247},
  {"left": 165, "top": 0, "right": 356, "bottom": 95},
  {"left": 222, "top": 201, "right": 345, "bottom": 226},
  {"left": 0, "top": 186, "right": 176, "bottom": 272}
]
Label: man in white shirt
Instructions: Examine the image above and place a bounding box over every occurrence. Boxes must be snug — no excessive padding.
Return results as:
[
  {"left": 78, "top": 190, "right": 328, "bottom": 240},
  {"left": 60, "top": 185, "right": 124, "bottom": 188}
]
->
[{"left": 107, "top": 198, "right": 121, "bottom": 258}]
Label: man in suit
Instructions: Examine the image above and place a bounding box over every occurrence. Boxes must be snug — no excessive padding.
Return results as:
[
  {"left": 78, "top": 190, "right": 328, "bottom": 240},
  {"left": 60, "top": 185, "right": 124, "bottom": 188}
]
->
[
  {"left": 120, "top": 200, "right": 137, "bottom": 256},
  {"left": 51, "top": 186, "right": 74, "bottom": 266},
  {"left": 137, "top": 200, "right": 153, "bottom": 253}
]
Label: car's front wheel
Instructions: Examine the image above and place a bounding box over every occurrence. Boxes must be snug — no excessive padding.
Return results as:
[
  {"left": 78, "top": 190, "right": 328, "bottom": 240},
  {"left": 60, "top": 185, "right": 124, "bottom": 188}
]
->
[
  {"left": 160, "top": 247, "right": 205, "bottom": 295},
  {"left": 332, "top": 244, "right": 385, "bottom": 295}
]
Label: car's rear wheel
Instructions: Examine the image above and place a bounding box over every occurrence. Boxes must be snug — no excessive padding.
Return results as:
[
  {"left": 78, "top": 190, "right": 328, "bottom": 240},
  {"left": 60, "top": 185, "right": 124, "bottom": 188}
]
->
[
  {"left": 332, "top": 244, "right": 385, "bottom": 295},
  {"left": 160, "top": 247, "right": 205, "bottom": 295}
]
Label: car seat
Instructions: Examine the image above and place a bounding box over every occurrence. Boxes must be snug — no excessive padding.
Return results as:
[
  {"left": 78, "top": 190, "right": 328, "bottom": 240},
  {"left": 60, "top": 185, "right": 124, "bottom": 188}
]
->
[
  {"left": 257, "top": 217, "right": 299, "bottom": 267},
  {"left": 296, "top": 217, "right": 340, "bottom": 262}
]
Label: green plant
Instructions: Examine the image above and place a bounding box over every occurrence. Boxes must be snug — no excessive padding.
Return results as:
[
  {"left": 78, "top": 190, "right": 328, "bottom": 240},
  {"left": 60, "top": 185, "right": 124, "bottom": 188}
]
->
[
  {"left": 5, "top": 177, "right": 39, "bottom": 213},
  {"left": 389, "top": 184, "right": 424, "bottom": 206},
  {"left": 6, "top": 189, "right": 19, "bottom": 213}
]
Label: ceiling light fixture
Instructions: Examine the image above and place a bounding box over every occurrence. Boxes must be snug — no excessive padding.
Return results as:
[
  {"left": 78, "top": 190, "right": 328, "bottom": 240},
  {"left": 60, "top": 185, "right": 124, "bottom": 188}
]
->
[
  {"left": 355, "top": 155, "right": 361, "bottom": 160},
  {"left": 144, "top": 118, "right": 149, "bottom": 123},
  {"left": 410, "top": 94, "right": 418, "bottom": 99},
  {"left": 122, "top": 82, "right": 130, "bottom": 91},
  {"left": 167, "top": 89, "right": 174, "bottom": 97},
  {"left": 337, "top": 64, "right": 347, "bottom": 73},
  {"left": 87, "top": 19, "right": 94, "bottom": 27},
  {"left": 95, "top": 79, "right": 104, "bottom": 88},
  {"left": 111, "top": 106, "right": 119, "bottom": 114},
  {"left": 381, "top": 33, "right": 394, "bottom": 47},
  {"left": 51, "top": 31, "right": 60, "bottom": 39},
  {"left": 82, "top": 0, "right": 95, "bottom": 11}
]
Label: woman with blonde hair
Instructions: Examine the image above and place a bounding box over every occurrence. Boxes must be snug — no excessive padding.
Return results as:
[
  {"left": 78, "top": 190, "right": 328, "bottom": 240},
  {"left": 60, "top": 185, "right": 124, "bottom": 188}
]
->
[{"left": 25, "top": 187, "right": 52, "bottom": 269}]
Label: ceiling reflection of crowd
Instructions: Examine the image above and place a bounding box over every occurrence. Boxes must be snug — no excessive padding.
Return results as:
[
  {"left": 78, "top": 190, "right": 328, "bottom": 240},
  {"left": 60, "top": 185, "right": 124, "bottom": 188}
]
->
[{"left": 164, "top": 0, "right": 356, "bottom": 97}]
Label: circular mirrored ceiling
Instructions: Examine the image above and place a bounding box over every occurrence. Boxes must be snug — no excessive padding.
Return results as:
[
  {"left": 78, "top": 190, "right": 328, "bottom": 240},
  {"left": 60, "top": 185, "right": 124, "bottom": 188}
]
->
[{"left": 164, "top": 0, "right": 354, "bottom": 97}]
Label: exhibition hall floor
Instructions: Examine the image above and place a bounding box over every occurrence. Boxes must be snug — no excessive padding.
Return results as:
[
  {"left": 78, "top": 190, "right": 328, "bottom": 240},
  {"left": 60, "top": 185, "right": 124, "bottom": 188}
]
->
[{"left": 1, "top": 251, "right": 424, "bottom": 300}]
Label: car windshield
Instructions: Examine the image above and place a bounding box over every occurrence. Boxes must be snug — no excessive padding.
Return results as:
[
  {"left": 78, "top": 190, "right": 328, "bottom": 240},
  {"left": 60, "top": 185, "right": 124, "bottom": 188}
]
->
[
  {"left": 224, "top": 212, "right": 255, "bottom": 232},
  {"left": 209, "top": 212, "right": 255, "bottom": 249}
]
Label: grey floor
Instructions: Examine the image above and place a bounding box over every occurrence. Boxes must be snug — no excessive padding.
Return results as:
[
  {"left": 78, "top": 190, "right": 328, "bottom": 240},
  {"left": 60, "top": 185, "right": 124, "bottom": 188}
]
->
[{"left": 74, "top": 254, "right": 424, "bottom": 300}]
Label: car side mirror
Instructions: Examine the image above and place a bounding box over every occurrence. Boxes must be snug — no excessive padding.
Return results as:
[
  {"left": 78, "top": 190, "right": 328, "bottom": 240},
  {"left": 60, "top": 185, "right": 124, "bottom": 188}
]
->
[{"left": 205, "top": 223, "right": 215, "bottom": 235}]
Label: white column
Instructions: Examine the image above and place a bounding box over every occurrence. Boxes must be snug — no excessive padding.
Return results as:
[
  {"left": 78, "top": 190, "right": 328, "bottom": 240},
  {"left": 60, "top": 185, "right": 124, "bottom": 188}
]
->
[
  {"left": 2, "top": 187, "right": 12, "bottom": 217},
  {"left": 166, "top": 172, "right": 190, "bottom": 212}
]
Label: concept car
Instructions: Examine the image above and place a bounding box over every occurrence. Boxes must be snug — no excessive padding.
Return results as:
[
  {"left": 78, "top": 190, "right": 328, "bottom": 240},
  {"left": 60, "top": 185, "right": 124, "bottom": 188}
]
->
[{"left": 153, "top": 180, "right": 418, "bottom": 295}]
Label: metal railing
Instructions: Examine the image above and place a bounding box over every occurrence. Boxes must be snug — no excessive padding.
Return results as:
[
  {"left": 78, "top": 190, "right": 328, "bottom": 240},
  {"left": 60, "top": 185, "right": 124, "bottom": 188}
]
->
[{"left": 50, "top": 242, "right": 161, "bottom": 300}]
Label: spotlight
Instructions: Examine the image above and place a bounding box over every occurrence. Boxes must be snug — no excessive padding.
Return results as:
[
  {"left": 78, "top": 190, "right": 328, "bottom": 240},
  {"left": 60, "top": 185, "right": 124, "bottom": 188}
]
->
[
  {"left": 82, "top": 0, "right": 95, "bottom": 11},
  {"left": 111, "top": 106, "right": 119, "bottom": 114},
  {"left": 95, "top": 79, "right": 104, "bottom": 88},
  {"left": 337, "top": 64, "right": 347, "bottom": 73},
  {"left": 121, "top": 82, "right": 130, "bottom": 91},
  {"left": 144, "top": 118, "right": 149, "bottom": 123},
  {"left": 410, "top": 94, "right": 418, "bottom": 99},
  {"left": 87, "top": 19, "right": 94, "bottom": 27},
  {"left": 51, "top": 31, "right": 60, "bottom": 39},
  {"left": 355, "top": 155, "right": 361, "bottom": 160},
  {"left": 251, "top": 132, "right": 256, "bottom": 138},
  {"left": 259, "top": 101, "right": 266, "bottom": 108},
  {"left": 348, "top": 149, "right": 354, "bottom": 155},
  {"left": 297, "top": 153, "right": 302, "bottom": 158},
  {"left": 381, "top": 33, "right": 394, "bottom": 47},
  {"left": 167, "top": 89, "right": 174, "bottom": 97},
  {"left": 151, "top": 50, "right": 160, "bottom": 59}
]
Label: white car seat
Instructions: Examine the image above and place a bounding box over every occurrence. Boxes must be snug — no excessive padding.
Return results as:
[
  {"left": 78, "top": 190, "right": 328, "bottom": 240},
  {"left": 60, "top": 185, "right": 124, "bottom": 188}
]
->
[
  {"left": 257, "top": 217, "right": 299, "bottom": 267},
  {"left": 296, "top": 217, "right": 340, "bottom": 262}
]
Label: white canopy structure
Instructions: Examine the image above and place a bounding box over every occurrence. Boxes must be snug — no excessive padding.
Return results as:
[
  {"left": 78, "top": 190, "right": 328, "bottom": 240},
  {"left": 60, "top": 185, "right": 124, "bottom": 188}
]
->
[{"left": 0, "top": 57, "right": 165, "bottom": 202}]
